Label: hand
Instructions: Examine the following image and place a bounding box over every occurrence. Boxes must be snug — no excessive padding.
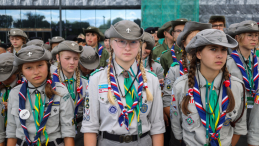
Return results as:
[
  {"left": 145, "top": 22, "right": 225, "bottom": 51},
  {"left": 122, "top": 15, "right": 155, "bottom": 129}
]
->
[
  {"left": 2, "top": 102, "right": 7, "bottom": 110},
  {"left": 159, "top": 79, "right": 164, "bottom": 84},
  {"left": 163, "top": 112, "right": 169, "bottom": 126}
]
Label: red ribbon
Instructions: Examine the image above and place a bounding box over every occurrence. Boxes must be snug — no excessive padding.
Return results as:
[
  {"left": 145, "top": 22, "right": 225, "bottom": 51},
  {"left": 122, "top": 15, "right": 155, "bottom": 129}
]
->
[
  {"left": 188, "top": 88, "right": 193, "bottom": 96},
  {"left": 47, "top": 80, "right": 52, "bottom": 84},
  {"left": 184, "top": 68, "right": 188, "bottom": 73}
]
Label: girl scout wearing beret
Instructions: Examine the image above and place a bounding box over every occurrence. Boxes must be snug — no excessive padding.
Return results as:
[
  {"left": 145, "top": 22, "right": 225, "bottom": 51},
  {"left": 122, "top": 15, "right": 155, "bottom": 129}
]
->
[
  {"left": 6, "top": 45, "right": 75, "bottom": 146},
  {"left": 0, "top": 53, "right": 23, "bottom": 145},
  {"left": 51, "top": 41, "right": 87, "bottom": 145},
  {"left": 171, "top": 29, "right": 247, "bottom": 146},
  {"left": 141, "top": 32, "right": 164, "bottom": 83},
  {"left": 81, "top": 20, "right": 165, "bottom": 146},
  {"left": 83, "top": 26, "right": 109, "bottom": 69},
  {"left": 79, "top": 46, "right": 100, "bottom": 81},
  {"left": 8, "top": 28, "right": 28, "bottom": 54},
  {"left": 224, "top": 20, "right": 259, "bottom": 146}
]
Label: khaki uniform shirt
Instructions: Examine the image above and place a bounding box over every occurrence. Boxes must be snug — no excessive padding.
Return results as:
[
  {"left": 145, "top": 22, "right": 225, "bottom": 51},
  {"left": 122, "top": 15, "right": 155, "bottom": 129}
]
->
[
  {"left": 171, "top": 70, "right": 247, "bottom": 146},
  {"left": 160, "top": 45, "right": 182, "bottom": 76},
  {"left": 152, "top": 41, "right": 167, "bottom": 62},
  {"left": 6, "top": 81, "right": 76, "bottom": 142},
  {"left": 81, "top": 60, "right": 165, "bottom": 135},
  {"left": 95, "top": 45, "right": 109, "bottom": 69}
]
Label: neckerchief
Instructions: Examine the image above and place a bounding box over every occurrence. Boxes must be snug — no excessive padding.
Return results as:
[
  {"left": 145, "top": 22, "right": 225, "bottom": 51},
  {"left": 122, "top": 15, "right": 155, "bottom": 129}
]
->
[
  {"left": 189, "top": 77, "right": 230, "bottom": 146},
  {"left": 52, "top": 69, "right": 83, "bottom": 128},
  {"left": 19, "top": 80, "right": 56, "bottom": 146},
  {"left": 108, "top": 61, "right": 145, "bottom": 131},
  {"left": 65, "top": 78, "right": 76, "bottom": 100},
  {"left": 97, "top": 43, "right": 104, "bottom": 58},
  {"left": 231, "top": 50, "right": 259, "bottom": 97},
  {"left": 170, "top": 43, "right": 178, "bottom": 63}
]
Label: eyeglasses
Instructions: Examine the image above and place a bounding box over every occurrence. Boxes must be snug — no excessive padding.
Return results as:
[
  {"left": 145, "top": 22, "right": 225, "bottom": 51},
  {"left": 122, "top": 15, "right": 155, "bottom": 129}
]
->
[
  {"left": 173, "top": 30, "right": 182, "bottom": 33},
  {"left": 246, "top": 33, "right": 259, "bottom": 40},
  {"left": 212, "top": 24, "right": 224, "bottom": 28},
  {"left": 114, "top": 39, "right": 140, "bottom": 48}
]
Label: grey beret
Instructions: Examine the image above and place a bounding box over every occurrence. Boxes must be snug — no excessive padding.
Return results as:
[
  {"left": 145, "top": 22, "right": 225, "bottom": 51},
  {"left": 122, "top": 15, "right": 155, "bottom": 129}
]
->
[
  {"left": 49, "top": 36, "right": 65, "bottom": 46},
  {"left": 79, "top": 46, "right": 100, "bottom": 70},
  {"left": 235, "top": 20, "right": 259, "bottom": 35},
  {"left": 223, "top": 23, "right": 239, "bottom": 38},
  {"left": 142, "top": 32, "right": 155, "bottom": 50},
  {"left": 0, "top": 53, "right": 18, "bottom": 82},
  {"left": 14, "top": 45, "right": 52, "bottom": 66},
  {"left": 83, "top": 26, "right": 105, "bottom": 41},
  {"left": 176, "top": 21, "right": 212, "bottom": 50},
  {"left": 8, "top": 28, "right": 28, "bottom": 39},
  {"left": 105, "top": 20, "right": 144, "bottom": 40},
  {"left": 185, "top": 29, "right": 238, "bottom": 53},
  {"left": 51, "top": 41, "right": 83, "bottom": 59},
  {"left": 157, "top": 21, "right": 171, "bottom": 38}
]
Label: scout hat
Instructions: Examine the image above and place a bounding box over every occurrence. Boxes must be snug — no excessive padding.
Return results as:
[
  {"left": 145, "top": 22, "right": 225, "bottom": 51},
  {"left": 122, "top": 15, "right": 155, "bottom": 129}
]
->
[
  {"left": 105, "top": 20, "right": 144, "bottom": 40},
  {"left": 235, "top": 20, "right": 259, "bottom": 35},
  {"left": 51, "top": 41, "right": 83, "bottom": 60},
  {"left": 176, "top": 21, "right": 212, "bottom": 50},
  {"left": 157, "top": 21, "right": 171, "bottom": 38},
  {"left": 223, "top": 23, "right": 239, "bottom": 38},
  {"left": 145, "top": 27, "right": 155, "bottom": 34},
  {"left": 185, "top": 29, "right": 238, "bottom": 53},
  {"left": 13, "top": 45, "right": 52, "bottom": 66},
  {"left": 169, "top": 18, "right": 188, "bottom": 35},
  {"left": 142, "top": 32, "right": 155, "bottom": 50},
  {"left": 49, "top": 36, "right": 65, "bottom": 46},
  {"left": 83, "top": 26, "right": 105, "bottom": 41},
  {"left": 24, "top": 39, "right": 51, "bottom": 50},
  {"left": 8, "top": 28, "right": 28, "bottom": 39},
  {"left": 0, "top": 53, "right": 18, "bottom": 82},
  {"left": 79, "top": 46, "right": 100, "bottom": 70},
  {"left": 209, "top": 15, "right": 226, "bottom": 26}
]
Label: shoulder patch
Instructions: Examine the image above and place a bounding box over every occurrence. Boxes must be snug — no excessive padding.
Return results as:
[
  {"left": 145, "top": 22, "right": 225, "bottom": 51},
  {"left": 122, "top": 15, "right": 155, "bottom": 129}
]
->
[
  {"left": 90, "top": 68, "right": 104, "bottom": 76},
  {"left": 171, "top": 62, "right": 179, "bottom": 67},
  {"left": 147, "top": 70, "right": 157, "bottom": 77},
  {"left": 162, "top": 50, "right": 168, "bottom": 54}
]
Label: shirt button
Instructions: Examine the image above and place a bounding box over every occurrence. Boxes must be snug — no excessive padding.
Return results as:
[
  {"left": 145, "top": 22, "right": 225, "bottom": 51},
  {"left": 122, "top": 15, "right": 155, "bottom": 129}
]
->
[
  {"left": 229, "top": 113, "right": 232, "bottom": 117},
  {"left": 145, "top": 100, "right": 147, "bottom": 103},
  {"left": 233, "top": 110, "right": 236, "bottom": 114},
  {"left": 106, "top": 101, "right": 109, "bottom": 104}
]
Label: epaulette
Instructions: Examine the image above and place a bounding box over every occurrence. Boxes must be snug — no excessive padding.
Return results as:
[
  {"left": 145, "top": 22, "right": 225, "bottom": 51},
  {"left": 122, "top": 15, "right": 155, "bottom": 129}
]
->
[
  {"left": 171, "top": 62, "right": 179, "bottom": 67},
  {"left": 152, "top": 45, "right": 160, "bottom": 51},
  {"left": 161, "top": 50, "right": 168, "bottom": 54},
  {"left": 90, "top": 68, "right": 103, "bottom": 76},
  {"left": 147, "top": 70, "right": 157, "bottom": 77},
  {"left": 153, "top": 60, "right": 160, "bottom": 64}
]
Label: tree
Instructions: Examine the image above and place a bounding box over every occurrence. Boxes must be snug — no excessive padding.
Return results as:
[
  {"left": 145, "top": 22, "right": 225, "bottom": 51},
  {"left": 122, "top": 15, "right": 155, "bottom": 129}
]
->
[
  {"left": 13, "top": 12, "right": 50, "bottom": 28},
  {"left": 134, "top": 18, "right": 141, "bottom": 27},
  {"left": 0, "top": 15, "right": 13, "bottom": 28},
  {"left": 112, "top": 17, "right": 123, "bottom": 25}
]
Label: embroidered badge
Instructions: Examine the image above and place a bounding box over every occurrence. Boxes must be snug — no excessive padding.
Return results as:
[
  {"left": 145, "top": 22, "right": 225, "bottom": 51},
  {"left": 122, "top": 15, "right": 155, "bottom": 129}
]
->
[
  {"left": 86, "top": 92, "right": 89, "bottom": 97},
  {"left": 85, "top": 98, "right": 89, "bottom": 103},
  {"left": 255, "top": 95, "right": 259, "bottom": 104},
  {"left": 98, "top": 84, "right": 109, "bottom": 93},
  {"left": 85, "top": 115, "right": 90, "bottom": 121},
  {"left": 85, "top": 109, "right": 90, "bottom": 115},
  {"left": 173, "top": 111, "right": 178, "bottom": 116},
  {"left": 62, "top": 93, "right": 70, "bottom": 101},
  {"left": 86, "top": 104, "right": 89, "bottom": 109},
  {"left": 186, "top": 116, "right": 194, "bottom": 125},
  {"left": 172, "top": 104, "right": 177, "bottom": 110},
  {"left": 27, "top": 52, "right": 32, "bottom": 57},
  {"left": 165, "top": 79, "right": 171, "bottom": 85},
  {"left": 167, "top": 85, "right": 171, "bottom": 89},
  {"left": 53, "top": 108, "right": 57, "bottom": 113},
  {"left": 108, "top": 105, "right": 118, "bottom": 114},
  {"left": 223, "top": 118, "right": 231, "bottom": 126},
  {"left": 141, "top": 103, "right": 148, "bottom": 113},
  {"left": 172, "top": 94, "right": 176, "bottom": 102},
  {"left": 99, "top": 97, "right": 104, "bottom": 101},
  {"left": 126, "top": 28, "right": 131, "bottom": 33},
  {"left": 189, "top": 96, "right": 194, "bottom": 104},
  {"left": 156, "top": 57, "right": 160, "bottom": 61}
]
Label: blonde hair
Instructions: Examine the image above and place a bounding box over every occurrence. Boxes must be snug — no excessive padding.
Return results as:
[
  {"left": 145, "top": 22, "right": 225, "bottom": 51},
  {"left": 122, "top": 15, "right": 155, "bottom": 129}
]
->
[
  {"left": 78, "top": 33, "right": 85, "bottom": 39},
  {"left": 107, "top": 38, "right": 153, "bottom": 105}
]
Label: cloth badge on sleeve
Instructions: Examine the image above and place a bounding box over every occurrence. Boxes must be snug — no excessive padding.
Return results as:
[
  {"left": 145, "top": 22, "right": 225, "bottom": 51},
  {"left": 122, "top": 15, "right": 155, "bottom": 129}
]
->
[
  {"left": 172, "top": 94, "right": 176, "bottom": 102},
  {"left": 109, "top": 105, "right": 118, "bottom": 114},
  {"left": 98, "top": 84, "right": 109, "bottom": 93},
  {"left": 85, "top": 109, "right": 90, "bottom": 115},
  {"left": 173, "top": 111, "right": 178, "bottom": 116},
  {"left": 166, "top": 79, "right": 171, "bottom": 85},
  {"left": 141, "top": 103, "right": 148, "bottom": 113},
  {"left": 223, "top": 118, "right": 231, "bottom": 126},
  {"left": 172, "top": 104, "right": 177, "bottom": 110},
  {"left": 186, "top": 116, "right": 194, "bottom": 125},
  {"left": 167, "top": 85, "right": 171, "bottom": 89},
  {"left": 255, "top": 95, "right": 259, "bottom": 104},
  {"left": 86, "top": 92, "right": 89, "bottom": 97},
  {"left": 85, "top": 115, "right": 90, "bottom": 121}
]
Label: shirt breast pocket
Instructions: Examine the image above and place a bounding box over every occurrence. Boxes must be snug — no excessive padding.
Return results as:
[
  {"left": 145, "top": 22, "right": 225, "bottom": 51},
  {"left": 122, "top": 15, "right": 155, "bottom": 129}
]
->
[
  {"left": 47, "top": 106, "right": 60, "bottom": 127},
  {"left": 181, "top": 104, "right": 201, "bottom": 132},
  {"left": 220, "top": 108, "right": 238, "bottom": 137}
]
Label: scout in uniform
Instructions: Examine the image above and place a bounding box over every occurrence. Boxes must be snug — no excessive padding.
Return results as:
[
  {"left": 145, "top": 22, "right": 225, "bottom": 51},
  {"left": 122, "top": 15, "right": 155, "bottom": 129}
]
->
[
  {"left": 0, "top": 53, "right": 23, "bottom": 146},
  {"left": 163, "top": 21, "right": 212, "bottom": 146},
  {"left": 8, "top": 28, "right": 28, "bottom": 54},
  {"left": 51, "top": 41, "right": 87, "bottom": 146},
  {"left": 81, "top": 20, "right": 165, "bottom": 146},
  {"left": 209, "top": 16, "right": 226, "bottom": 31},
  {"left": 49, "top": 36, "right": 65, "bottom": 51},
  {"left": 141, "top": 32, "right": 164, "bottom": 81},
  {"left": 83, "top": 26, "right": 109, "bottom": 68},
  {"left": 79, "top": 46, "right": 100, "bottom": 81},
  {"left": 6, "top": 45, "right": 75, "bottom": 146},
  {"left": 224, "top": 20, "right": 259, "bottom": 146},
  {"left": 152, "top": 21, "right": 172, "bottom": 62},
  {"left": 159, "top": 19, "right": 188, "bottom": 76},
  {"left": 171, "top": 29, "right": 247, "bottom": 146},
  {"left": 104, "top": 37, "right": 111, "bottom": 53}
]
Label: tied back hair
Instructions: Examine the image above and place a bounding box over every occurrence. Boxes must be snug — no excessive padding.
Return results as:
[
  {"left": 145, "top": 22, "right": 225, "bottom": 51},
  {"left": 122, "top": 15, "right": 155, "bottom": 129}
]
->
[
  {"left": 107, "top": 38, "right": 153, "bottom": 105},
  {"left": 181, "top": 46, "right": 235, "bottom": 115}
]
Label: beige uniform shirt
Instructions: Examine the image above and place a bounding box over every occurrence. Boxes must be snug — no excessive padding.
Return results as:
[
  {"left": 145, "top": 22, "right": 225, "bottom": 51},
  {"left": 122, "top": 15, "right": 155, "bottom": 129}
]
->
[
  {"left": 171, "top": 70, "right": 247, "bottom": 146},
  {"left": 143, "top": 58, "right": 164, "bottom": 80},
  {"left": 81, "top": 60, "right": 165, "bottom": 135},
  {"left": 6, "top": 81, "right": 75, "bottom": 142}
]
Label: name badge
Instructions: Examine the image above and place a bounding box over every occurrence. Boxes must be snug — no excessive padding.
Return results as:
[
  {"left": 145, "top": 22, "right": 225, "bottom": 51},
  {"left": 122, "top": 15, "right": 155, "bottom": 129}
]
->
[{"left": 19, "top": 109, "right": 30, "bottom": 120}]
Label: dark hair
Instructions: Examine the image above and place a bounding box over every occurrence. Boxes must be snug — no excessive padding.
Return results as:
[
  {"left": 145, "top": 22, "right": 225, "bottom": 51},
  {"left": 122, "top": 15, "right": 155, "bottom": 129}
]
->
[
  {"left": 181, "top": 46, "right": 235, "bottom": 115},
  {"left": 209, "top": 17, "right": 226, "bottom": 27},
  {"left": 148, "top": 50, "right": 154, "bottom": 68}
]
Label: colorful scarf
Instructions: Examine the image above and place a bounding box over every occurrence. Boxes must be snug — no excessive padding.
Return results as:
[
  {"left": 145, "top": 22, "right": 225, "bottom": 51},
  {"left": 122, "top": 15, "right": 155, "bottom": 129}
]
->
[
  {"left": 98, "top": 44, "right": 104, "bottom": 58},
  {"left": 170, "top": 44, "right": 178, "bottom": 62}
]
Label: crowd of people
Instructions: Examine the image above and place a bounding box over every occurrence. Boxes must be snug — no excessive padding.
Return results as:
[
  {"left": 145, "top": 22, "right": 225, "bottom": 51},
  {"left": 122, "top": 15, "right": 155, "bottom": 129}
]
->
[{"left": 0, "top": 15, "right": 258, "bottom": 146}]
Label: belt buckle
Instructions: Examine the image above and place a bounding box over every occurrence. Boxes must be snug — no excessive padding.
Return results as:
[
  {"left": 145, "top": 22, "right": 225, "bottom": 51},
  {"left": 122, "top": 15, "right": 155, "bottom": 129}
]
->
[{"left": 119, "top": 135, "right": 132, "bottom": 143}]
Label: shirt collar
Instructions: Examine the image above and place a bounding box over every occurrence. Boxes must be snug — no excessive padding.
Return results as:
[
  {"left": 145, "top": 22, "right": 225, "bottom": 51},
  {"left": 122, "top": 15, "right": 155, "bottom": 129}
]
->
[
  {"left": 195, "top": 69, "right": 223, "bottom": 90},
  {"left": 59, "top": 70, "right": 77, "bottom": 82},
  {"left": 113, "top": 59, "right": 138, "bottom": 77},
  {"left": 28, "top": 80, "right": 47, "bottom": 94},
  {"left": 237, "top": 50, "right": 253, "bottom": 64}
]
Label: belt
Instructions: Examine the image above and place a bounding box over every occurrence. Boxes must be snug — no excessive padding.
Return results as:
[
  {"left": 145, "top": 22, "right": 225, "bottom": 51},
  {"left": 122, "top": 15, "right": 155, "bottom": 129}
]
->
[
  {"left": 17, "top": 138, "right": 63, "bottom": 146},
  {"left": 101, "top": 131, "right": 149, "bottom": 143}
]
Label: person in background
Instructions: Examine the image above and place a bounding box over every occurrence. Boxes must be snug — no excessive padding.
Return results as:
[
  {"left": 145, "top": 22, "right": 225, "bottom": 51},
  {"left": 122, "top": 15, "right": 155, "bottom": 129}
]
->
[
  {"left": 209, "top": 15, "right": 226, "bottom": 31},
  {"left": 0, "top": 43, "right": 7, "bottom": 54},
  {"left": 49, "top": 36, "right": 65, "bottom": 51},
  {"left": 223, "top": 23, "right": 239, "bottom": 55},
  {"left": 8, "top": 28, "right": 27, "bottom": 54},
  {"left": 83, "top": 26, "right": 109, "bottom": 68},
  {"left": 104, "top": 37, "right": 110, "bottom": 53},
  {"left": 6, "top": 43, "right": 12, "bottom": 53},
  {"left": 153, "top": 27, "right": 160, "bottom": 47},
  {"left": 77, "top": 34, "right": 86, "bottom": 46}
]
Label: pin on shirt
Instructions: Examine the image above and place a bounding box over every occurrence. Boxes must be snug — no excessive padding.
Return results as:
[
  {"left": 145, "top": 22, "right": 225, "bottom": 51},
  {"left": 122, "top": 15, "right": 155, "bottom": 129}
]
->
[{"left": 19, "top": 109, "right": 30, "bottom": 120}]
